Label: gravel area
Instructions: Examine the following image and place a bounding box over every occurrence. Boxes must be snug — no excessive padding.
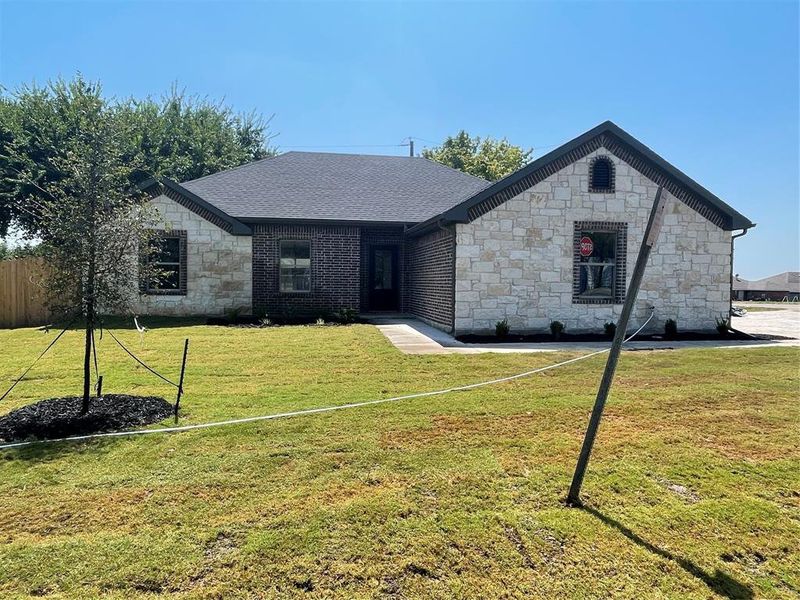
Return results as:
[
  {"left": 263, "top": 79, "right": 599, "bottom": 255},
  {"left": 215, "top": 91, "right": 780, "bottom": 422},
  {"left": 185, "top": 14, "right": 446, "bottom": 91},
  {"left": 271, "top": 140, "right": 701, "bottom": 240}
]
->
[{"left": 0, "top": 394, "right": 173, "bottom": 442}]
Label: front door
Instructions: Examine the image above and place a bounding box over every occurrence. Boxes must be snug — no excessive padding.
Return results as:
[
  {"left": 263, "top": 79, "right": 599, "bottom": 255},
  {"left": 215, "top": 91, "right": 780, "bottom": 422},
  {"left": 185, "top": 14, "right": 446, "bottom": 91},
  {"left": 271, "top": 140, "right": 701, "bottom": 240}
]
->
[{"left": 368, "top": 246, "right": 399, "bottom": 311}]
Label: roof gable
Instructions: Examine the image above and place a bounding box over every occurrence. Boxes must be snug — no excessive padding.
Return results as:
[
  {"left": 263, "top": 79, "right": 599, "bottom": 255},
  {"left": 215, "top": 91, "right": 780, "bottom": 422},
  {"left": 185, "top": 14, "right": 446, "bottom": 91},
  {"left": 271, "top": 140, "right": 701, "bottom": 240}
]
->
[
  {"left": 409, "top": 121, "right": 754, "bottom": 235},
  {"left": 140, "top": 178, "right": 252, "bottom": 235}
]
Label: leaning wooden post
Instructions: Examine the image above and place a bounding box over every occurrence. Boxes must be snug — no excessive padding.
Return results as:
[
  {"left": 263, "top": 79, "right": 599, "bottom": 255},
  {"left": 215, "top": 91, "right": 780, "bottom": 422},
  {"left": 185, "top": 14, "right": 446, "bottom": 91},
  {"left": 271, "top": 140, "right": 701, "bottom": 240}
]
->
[
  {"left": 567, "top": 187, "right": 667, "bottom": 507},
  {"left": 174, "top": 338, "right": 189, "bottom": 421}
]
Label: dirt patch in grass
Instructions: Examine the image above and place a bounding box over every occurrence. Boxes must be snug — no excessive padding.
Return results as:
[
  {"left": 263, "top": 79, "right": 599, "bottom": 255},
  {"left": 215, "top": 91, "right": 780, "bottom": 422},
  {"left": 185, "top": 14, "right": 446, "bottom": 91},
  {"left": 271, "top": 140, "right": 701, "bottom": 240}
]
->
[{"left": 0, "top": 394, "right": 172, "bottom": 442}]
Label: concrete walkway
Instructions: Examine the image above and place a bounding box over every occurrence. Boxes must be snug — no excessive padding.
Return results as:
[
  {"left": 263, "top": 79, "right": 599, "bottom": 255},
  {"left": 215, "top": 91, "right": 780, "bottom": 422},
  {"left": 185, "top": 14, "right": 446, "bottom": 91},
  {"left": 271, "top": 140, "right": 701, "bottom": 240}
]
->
[{"left": 366, "top": 311, "right": 800, "bottom": 355}]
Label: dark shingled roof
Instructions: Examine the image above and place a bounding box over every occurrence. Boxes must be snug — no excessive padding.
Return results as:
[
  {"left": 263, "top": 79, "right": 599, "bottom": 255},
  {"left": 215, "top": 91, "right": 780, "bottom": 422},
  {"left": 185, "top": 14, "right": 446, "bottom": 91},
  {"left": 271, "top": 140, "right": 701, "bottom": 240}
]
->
[{"left": 179, "top": 151, "right": 491, "bottom": 223}]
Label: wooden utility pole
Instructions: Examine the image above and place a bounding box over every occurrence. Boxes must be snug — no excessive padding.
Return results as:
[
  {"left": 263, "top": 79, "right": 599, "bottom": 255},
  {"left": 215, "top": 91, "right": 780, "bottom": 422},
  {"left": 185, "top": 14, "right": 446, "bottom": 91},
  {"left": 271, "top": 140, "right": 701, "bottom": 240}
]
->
[
  {"left": 567, "top": 187, "right": 667, "bottom": 506},
  {"left": 174, "top": 338, "right": 189, "bottom": 421}
]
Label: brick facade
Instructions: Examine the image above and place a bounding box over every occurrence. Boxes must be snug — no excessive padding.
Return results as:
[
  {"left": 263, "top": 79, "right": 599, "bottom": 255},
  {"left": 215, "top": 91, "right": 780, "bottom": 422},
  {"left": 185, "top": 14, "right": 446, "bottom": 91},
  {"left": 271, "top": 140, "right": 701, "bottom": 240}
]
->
[
  {"left": 405, "top": 226, "right": 456, "bottom": 330},
  {"left": 252, "top": 223, "right": 361, "bottom": 317}
]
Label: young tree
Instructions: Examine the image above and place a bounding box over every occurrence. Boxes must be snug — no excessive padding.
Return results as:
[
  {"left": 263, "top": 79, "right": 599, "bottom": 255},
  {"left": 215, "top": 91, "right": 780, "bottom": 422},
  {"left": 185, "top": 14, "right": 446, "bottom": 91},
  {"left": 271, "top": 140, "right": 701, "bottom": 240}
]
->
[
  {"left": 422, "top": 131, "right": 533, "bottom": 181},
  {"left": 0, "top": 77, "right": 161, "bottom": 412}
]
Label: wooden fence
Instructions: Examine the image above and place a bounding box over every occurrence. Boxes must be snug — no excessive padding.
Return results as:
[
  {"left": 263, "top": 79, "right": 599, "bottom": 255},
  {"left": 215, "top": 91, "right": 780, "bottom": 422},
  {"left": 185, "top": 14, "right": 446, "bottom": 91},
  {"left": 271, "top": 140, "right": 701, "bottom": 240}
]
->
[{"left": 0, "top": 258, "right": 50, "bottom": 328}]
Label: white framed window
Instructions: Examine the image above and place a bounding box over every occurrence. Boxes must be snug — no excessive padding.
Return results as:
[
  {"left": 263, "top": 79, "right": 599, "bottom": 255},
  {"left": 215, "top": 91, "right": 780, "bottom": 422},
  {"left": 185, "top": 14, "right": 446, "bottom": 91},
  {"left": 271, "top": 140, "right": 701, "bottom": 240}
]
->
[{"left": 279, "top": 240, "right": 311, "bottom": 292}]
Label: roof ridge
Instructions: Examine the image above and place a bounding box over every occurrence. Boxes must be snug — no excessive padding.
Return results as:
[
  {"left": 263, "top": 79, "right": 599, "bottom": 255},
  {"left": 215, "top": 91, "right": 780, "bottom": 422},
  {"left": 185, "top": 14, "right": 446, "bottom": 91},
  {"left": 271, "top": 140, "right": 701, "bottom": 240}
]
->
[
  {"left": 181, "top": 152, "right": 282, "bottom": 185},
  {"left": 277, "top": 150, "right": 424, "bottom": 159}
]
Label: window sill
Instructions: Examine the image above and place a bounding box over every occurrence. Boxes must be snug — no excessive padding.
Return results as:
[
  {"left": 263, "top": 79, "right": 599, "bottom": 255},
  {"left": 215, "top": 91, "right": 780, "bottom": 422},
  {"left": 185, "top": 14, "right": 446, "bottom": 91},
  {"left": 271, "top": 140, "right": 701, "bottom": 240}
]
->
[
  {"left": 143, "top": 289, "right": 187, "bottom": 297},
  {"left": 572, "top": 297, "right": 619, "bottom": 305}
]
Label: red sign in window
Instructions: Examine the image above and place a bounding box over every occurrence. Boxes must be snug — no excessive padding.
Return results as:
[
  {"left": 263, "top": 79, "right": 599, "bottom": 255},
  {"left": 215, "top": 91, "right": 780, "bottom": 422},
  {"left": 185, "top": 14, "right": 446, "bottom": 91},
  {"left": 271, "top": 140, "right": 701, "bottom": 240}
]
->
[{"left": 579, "top": 236, "right": 594, "bottom": 257}]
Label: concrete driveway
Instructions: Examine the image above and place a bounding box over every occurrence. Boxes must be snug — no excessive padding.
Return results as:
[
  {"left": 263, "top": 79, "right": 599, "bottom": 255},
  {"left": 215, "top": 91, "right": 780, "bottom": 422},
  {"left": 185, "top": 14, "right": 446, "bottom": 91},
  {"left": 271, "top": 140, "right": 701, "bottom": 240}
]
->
[{"left": 732, "top": 302, "right": 800, "bottom": 339}]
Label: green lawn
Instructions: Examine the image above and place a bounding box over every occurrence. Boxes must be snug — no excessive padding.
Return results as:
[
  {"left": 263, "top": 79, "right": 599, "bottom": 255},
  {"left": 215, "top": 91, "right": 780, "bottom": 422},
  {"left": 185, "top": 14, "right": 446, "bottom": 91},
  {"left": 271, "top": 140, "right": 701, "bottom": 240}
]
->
[{"left": 0, "top": 322, "right": 798, "bottom": 599}]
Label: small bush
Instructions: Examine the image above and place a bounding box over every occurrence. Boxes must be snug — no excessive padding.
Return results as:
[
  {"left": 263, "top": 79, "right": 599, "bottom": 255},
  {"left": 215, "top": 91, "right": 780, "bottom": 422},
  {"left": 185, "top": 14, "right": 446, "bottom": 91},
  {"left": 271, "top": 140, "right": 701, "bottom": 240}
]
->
[
  {"left": 495, "top": 318, "right": 510, "bottom": 338},
  {"left": 332, "top": 307, "right": 358, "bottom": 324},
  {"left": 715, "top": 316, "right": 729, "bottom": 336},
  {"left": 664, "top": 318, "right": 678, "bottom": 338},
  {"left": 315, "top": 317, "right": 326, "bottom": 326},
  {"left": 550, "top": 320, "right": 565, "bottom": 340},
  {"left": 225, "top": 306, "right": 245, "bottom": 323},
  {"left": 258, "top": 317, "right": 273, "bottom": 327},
  {"left": 603, "top": 322, "right": 617, "bottom": 338}
]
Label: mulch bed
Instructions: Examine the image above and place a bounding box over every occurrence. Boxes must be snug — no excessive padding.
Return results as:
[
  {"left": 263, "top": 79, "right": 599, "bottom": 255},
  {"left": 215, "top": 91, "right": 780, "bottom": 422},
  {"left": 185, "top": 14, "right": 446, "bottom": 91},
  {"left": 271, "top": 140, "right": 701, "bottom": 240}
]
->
[
  {"left": 0, "top": 394, "right": 173, "bottom": 442},
  {"left": 457, "top": 331, "right": 755, "bottom": 344}
]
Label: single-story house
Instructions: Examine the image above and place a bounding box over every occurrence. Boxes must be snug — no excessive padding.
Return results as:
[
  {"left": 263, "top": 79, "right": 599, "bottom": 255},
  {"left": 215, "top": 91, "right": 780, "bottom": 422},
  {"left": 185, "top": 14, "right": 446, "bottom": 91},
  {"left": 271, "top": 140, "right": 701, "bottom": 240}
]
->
[
  {"left": 732, "top": 272, "right": 800, "bottom": 301},
  {"left": 138, "top": 121, "right": 754, "bottom": 334}
]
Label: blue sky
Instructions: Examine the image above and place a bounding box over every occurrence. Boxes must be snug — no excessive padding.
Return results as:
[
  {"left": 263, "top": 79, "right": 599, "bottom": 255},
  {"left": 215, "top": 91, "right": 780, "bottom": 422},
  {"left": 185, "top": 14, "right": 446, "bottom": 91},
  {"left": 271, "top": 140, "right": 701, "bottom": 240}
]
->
[{"left": 1, "top": 0, "right": 797, "bottom": 278}]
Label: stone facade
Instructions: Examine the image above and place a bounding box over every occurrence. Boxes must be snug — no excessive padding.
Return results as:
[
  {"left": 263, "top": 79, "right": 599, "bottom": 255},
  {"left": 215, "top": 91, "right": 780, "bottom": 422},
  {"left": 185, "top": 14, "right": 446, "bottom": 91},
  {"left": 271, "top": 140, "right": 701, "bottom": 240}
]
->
[
  {"left": 454, "top": 148, "right": 732, "bottom": 334},
  {"left": 137, "top": 194, "right": 253, "bottom": 316}
]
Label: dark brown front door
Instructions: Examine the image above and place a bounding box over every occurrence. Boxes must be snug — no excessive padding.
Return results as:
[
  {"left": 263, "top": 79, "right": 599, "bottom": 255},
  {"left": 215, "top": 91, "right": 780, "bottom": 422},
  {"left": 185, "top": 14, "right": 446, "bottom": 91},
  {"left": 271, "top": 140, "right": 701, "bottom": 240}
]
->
[{"left": 368, "top": 246, "right": 399, "bottom": 311}]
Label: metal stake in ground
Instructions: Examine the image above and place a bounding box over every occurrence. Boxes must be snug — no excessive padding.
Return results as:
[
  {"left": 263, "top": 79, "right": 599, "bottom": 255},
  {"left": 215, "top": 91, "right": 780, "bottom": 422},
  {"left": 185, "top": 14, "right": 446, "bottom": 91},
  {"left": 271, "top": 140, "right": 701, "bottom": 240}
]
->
[
  {"left": 567, "top": 187, "right": 667, "bottom": 507},
  {"left": 174, "top": 338, "right": 189, "bottom": 421}
]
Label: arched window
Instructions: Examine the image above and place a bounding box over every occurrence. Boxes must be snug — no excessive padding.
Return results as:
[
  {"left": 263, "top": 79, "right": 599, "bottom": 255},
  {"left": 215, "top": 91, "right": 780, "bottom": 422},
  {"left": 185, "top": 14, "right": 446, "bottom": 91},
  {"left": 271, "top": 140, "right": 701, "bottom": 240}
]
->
[{"left": 590, "top": 156, "right": 614, "bottom": 192}]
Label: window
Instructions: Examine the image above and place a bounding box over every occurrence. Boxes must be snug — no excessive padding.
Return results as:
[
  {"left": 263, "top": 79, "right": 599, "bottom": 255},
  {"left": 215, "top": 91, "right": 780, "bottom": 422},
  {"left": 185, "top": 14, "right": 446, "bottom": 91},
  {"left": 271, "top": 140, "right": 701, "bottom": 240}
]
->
[
  {"left": 576, "top": 231, "right": 616, "bottom": 299},
  {"left": 146, "top": 232, "right": 186, "bottom": 295},
  {"left": 589, "top": 156, "right": 614, "bottom": 192},
  {"left": 280, "top": 240, "right": 311, "bottom": 292},
  {"left": 573, "top": 222, "right": 627, "bottom": 304}
]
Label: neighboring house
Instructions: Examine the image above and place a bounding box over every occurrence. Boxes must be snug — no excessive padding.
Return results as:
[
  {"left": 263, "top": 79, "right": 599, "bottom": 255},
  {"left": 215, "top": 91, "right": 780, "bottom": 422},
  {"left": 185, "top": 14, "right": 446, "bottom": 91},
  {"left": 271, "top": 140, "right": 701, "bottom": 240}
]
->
[
  {"left": 732, "top": 272, "right": 800, "bottom": 301},
  {"left": 138, "top": 121, "right": 754, "bottom": 334}
]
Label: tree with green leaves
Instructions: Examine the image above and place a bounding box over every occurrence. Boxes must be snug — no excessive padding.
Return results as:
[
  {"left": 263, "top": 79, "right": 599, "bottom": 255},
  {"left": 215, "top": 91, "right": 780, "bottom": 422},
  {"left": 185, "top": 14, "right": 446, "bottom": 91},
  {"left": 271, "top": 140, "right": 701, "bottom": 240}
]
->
[
  {"left": 0, "top": 77, "right": 276, "bottom": 238},
  {"left": 422, "top": 131, "right": 532, "bottom": 181},
  {"left": 1, "top": 77, "right": 163, "bottom": 412},
  {"left": 120, "top": 86, "right": 275, "bottom": 185}
]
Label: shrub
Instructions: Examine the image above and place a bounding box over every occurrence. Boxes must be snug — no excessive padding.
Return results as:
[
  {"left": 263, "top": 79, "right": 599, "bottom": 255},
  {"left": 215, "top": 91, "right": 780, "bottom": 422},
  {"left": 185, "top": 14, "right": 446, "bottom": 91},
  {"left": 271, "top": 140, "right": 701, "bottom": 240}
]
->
[
  {"left": 495, "top": 318, "right": 510, "bottom": 338},
  {"left": 715, "top": 316, "right": 729, "bottom": 336},
  {"left": 603, "top": 322, "right": 617, "bottom": 338},
  {"left": 225, "top": 306, "right": 245, "bottom": 323},
  {"left": 550, "top": 320, "right": 565, "bottom": 340},
  {"left": 333, "top": 307, "right": 358, "bottom": 324},
  {"left": 664, "top": 318, "right": 678, "bottom": 338},
  {"left": 316, "top": 317, "right": 326, "bottom": 326},
  {"left": 258, "top": 317, "right": 273, "bottom": 327}
]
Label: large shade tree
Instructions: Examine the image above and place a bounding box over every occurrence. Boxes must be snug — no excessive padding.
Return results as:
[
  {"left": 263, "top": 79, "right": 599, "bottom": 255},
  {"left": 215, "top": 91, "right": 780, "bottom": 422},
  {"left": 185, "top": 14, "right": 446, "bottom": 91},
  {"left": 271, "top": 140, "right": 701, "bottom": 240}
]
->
[
  {"left": 422, "top": 131, "right": 532, "bottom": 181},
  {"left": 0, "top": 78, "right": 276, "bottom": 238}
]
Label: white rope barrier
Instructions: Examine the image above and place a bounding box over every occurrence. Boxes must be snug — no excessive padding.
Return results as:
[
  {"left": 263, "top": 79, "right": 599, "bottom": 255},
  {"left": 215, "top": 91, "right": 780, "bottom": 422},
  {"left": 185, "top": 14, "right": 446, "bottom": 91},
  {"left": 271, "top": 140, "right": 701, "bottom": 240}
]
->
[{"left": 0, "top": 311, "right": 655, "bottom": 450}]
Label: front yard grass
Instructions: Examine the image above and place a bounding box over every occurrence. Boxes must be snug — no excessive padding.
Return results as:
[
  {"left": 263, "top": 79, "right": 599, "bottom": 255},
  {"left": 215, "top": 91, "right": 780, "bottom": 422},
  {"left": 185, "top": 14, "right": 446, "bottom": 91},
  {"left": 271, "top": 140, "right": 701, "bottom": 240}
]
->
[{"left": 0, "top": 322, "right": 798, "bottom": 599}]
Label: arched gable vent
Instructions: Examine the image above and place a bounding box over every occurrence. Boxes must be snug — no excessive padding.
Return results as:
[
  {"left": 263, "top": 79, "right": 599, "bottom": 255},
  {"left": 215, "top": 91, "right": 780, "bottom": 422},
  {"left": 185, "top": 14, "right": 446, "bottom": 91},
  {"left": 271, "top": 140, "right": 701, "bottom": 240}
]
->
[{"left": 589, "top": 156, "right": 615, "bottom": 193}]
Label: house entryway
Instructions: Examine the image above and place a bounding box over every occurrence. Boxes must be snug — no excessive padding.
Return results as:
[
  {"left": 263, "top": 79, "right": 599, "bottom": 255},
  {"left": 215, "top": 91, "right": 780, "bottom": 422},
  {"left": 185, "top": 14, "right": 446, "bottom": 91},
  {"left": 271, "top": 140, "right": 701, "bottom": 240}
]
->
[{"left": 367, "top": 245, "right": 399, "bottom": 311}]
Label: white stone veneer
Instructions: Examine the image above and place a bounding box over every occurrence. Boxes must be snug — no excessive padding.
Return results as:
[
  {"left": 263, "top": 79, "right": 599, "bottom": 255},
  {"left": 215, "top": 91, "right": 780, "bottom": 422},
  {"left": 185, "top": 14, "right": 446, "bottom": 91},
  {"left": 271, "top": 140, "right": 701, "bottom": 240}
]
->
[
  {"left": 454, "top": 148, "right": 732, "bottom": 334},
  {"left": 136, "top": 195, "right": 253, "bottom": 316}
]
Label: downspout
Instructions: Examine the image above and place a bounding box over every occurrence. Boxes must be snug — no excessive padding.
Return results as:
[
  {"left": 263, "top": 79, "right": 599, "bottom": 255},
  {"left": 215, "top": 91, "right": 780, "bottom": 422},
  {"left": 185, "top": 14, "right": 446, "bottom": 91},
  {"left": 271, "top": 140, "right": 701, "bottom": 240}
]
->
[{"left": 729, "top": 226, "right": 752, "bottom": 316}]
